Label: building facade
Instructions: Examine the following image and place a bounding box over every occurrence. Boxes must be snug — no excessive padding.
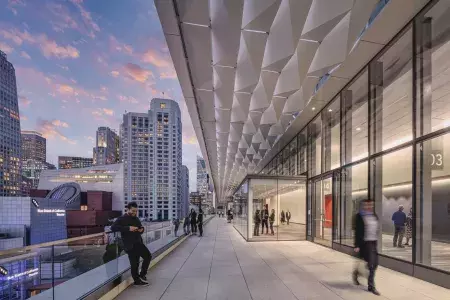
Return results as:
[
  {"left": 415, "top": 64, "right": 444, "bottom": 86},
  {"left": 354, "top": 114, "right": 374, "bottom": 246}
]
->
[
  {"left": 121, "top": 98, "right": 182, "bottom": 220},
  {"left": 93, "top": 127, "right": 119, "bottom": 166},
  {"left": 58, "top": 156, "right": 93, "bottom": 169},
  {"left": 196, "top": 156, "right": 207, "bottom": 195},
  {"left": 181, "top": 165, "right": 189, "bottom": 217},
  {"left": 0, "top": 50, "right": 22, "bottom": 196},
  {"left": 21, "top": 131, "right": 46, "bottom": 162}
]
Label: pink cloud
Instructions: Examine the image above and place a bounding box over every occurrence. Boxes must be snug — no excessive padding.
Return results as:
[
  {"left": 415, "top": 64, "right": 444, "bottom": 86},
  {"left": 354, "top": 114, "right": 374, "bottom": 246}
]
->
[
  {"left": 37, "top": 118, "right": 76, "bottom": 144},
  {"left": 47, "top": 3, "right": 79, "bottom": 33},
  {"left": 124, "top": 63, "right": 154, "bottom": 83},
  {"left": 18, "top": 95, "right": 32, "bottom": 108},
  {"left": 0, "top": 28, "right": 80, "bottom": 59},
  {"left": 7, "top": 0, "right": 25, "bottom": 15},
  {"left": 141, "top": 49, "right": 172, "bottom": 68},
  {"left": 102, "top": 108, "right": 114, "bottom": 116},
  {"left": 109, "top": 35, "right": 133, "bottom": 55},
  {"left": 69, "top": 0, "right": 100, "bottom": 38},
  {"left": 20, "top": 51, "right": 31, "bottom": 59},
  {"left": 0, "top": 42, "right": 13, "bottom": 54},
  {"left": 110, "top": 70, "right": 120, "bottom": 77},
  {"left": 160, "top": 68, "right": 177, "bottom": 79},
  {"left": 118, "top": 94, "right": 138, "bottom": 104}
]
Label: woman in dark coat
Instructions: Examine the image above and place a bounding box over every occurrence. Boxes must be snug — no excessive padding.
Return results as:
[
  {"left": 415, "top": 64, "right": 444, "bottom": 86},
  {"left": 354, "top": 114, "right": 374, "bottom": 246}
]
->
[
  {"left": 353, "top": 199, "right": 380, "bottom": 296},
  {"left": 190, "top": 209, "right": 197, "bottom": 235},
  {"left": 280, "top": 210, "right": 286, "bottom": 224}
]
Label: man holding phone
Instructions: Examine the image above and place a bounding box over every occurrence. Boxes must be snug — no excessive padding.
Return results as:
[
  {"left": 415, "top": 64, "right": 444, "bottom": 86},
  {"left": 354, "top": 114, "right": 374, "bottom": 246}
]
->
[{"left": 111, "top": 202, "right": 151, "bottom": 286}]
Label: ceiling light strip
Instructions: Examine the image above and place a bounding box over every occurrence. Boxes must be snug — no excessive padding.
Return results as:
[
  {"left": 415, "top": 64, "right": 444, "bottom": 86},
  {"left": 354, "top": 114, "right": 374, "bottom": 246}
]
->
[
  {"left": 242, "top": 29, "right": 268, "bottom": 34},
  {"left": 182, "top": 22, "right": 210, "bottom": 28}
]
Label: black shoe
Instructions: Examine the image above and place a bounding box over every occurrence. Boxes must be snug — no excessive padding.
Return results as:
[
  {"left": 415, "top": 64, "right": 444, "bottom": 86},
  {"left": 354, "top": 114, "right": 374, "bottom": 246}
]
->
[
  {"left": 352, "top": 273, "right": 360, "bottom": 286},
  {"left": 134, "top": 281, "right": 149, "bottom": 287},
  {"left": 398, "top": 245, "right": 405, "bottom": 248},
  {"left": 140, "top": 276, "right": 148, "bottom": 283},
  {"left": 368, "top": 287, "right": 380, "bottom": 296}
]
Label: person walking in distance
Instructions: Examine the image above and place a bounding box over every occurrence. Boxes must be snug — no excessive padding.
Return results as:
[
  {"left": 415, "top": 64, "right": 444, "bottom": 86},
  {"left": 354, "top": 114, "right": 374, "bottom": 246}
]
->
[
  {"left": 197, "top": 209, "right": 204, "bottom": 237},
  {"left": 353, "top": 199, "right": 380, "bottom": 296},
  {"left": 111, "top": 202, "right": 151, "bottom": 287},
  {"left": 269, "top": 209, "right": 275, "bottom": 235},
  {"left": 173, "top": 217, "right": 180, "bottom": 237},
  {"left": 405, "top": 208, "right": 413, "bottom": 246},
  {"left": 254, "top": 209, "right": 261, "bottom": 236},
  {"left": 190, "top": 208, "right": 197, "bottom": 235},
  {"left": 286, "top": 210, "right": 291, "bottom": 225},
  {"left": 261, "top": 204, "right": 269, "bottom": 234},
  {"left": 183, "top": 214, "right": 191, "bottom": 235},
  {"left": 392, "top": 205, "right": 407, "bottom": 248}
]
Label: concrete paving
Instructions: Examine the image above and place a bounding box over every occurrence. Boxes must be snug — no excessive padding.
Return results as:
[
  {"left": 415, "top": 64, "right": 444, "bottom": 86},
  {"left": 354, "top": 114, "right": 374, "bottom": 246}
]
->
[{"left": 117, "top": 217, "right": 450, "bottom": 300}]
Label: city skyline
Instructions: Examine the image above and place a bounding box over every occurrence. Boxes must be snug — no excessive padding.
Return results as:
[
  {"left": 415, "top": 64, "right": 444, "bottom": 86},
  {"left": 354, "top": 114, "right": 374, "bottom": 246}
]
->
[{"left": 0, "top": 0, "right": 200, "bottom": 190}]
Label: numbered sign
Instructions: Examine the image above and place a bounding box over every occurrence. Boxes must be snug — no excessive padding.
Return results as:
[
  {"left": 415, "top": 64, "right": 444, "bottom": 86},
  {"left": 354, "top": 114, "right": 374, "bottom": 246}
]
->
[{"left": 430, "top": 150, "right": 444, "bottom": 170}]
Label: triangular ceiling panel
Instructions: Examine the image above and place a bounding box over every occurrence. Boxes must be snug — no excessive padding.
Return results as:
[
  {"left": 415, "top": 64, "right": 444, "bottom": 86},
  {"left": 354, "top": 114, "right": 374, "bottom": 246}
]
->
[
  {"left": 235, "top": 31, "right": 268, "bottom": 93},
  {"left": 214, "top": 66, "right": 236, "bottom": 109},
  {"left": 262, "top": 0, "right": 313, "bottom": 72},
  {"left": 242, "top": 0, "right": 282, "bottom": 32},
  {"left": 308, "top": 11, "right": 351, "bottom": 77},
  {"left": 301, "top": 0, "right": 353, "bottom": 42},
  {"left": 211, "top": 0, "right": 243, "bottom": 66}
]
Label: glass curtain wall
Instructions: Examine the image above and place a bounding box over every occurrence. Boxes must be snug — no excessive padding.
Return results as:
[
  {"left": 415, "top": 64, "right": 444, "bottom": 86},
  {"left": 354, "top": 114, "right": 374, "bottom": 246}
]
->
[
  {"left": 232, "top": 180, "right": 248, "bottom": 239},
  {"left": 246, "top": 178, "right": 305, "bottom": 241},
  {"left": 258, "top": 0, "right": 450, "bottom": 276}
]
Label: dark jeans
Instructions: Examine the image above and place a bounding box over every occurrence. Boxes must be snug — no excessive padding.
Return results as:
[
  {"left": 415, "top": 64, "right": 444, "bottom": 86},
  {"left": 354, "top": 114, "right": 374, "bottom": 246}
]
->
[
  {"left": 127, "top": 243, "right": 152, "bottom": 283},
  {"left": 191, "top": 222, "right": 197, "bottom": 234},
  {"left": 198, "top": 223, "right": 203, "bottom": 236},
  {"left": 254, "top": 222, "right": 260, "bottom": 236},
  {"left": 353, "top": 241, "right": 378, "bottom": 289},
  {"left": 184, "top": 224, "right": 190, "bottom": 234},
  {"left": 261, "top": 220, "right": 268, "bottom": 234},
  {"left": 269, "top": 222, "right": 274, "bottom": 235},
  {"left": 174, "top": 224, "right": 179, "bottom": 236},
  {"left": 287, "top": 218, "right": 290, "bottom": 225},
  {"left": 393, "top": 225, "right": 405, "bottom": 246}
]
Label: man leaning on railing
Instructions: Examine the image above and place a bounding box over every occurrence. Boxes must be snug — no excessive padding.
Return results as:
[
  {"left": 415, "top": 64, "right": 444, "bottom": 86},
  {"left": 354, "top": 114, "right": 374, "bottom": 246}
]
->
[{"left": 111, "top": 202, "right": 152, "bottom": 287}]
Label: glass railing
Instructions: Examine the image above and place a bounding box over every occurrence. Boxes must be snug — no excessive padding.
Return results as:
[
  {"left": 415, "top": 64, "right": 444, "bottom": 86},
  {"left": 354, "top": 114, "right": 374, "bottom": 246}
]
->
[{"left": 0, "top": 218, "right": 212, "bottom": 300}]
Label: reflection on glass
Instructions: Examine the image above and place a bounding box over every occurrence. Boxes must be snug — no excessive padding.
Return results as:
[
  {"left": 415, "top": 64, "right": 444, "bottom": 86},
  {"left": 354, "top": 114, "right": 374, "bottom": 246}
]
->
[
  {"left": 278, "top": 179, "right": 306, "bottom": 240},
  {"left": 416, "top": 133, "right": 450, "bottom": 272},
  {"left": 341, "top": 162, "right": 368, "bottom": 246},
  {"left": 323, "top": 96, "right": 341, "bottom": 171},
  {"left": 416, "top": 1, "right": 450, "bottom": 136},
  {"left": 371, "top": 28, "right": 413, "bottom": 153},
  {"left": 373, "top": 147, "right": 412, "bottom": 262},
  {"left": 297, "top": 130, "right": 307, "bottom": 174},
  {"left": 314, "top": 177, "right": 333, "bottom": 246},
  {"left": 309, "top": 117, "right": 322, "bottom": 177},
  {"left": 232, "top": 180, "right": 248, "bottom": 239},
  {"left": 289, "top": 140, "right": 297, "bottom": 175},
  {"left": 342, "top": 69, "right": 369, "bottom": 164},
  {"left": 250, "top": 179, "right": 277, "bottom": 240},
  {"left": 283, "top": 147, "right": 290, "bottom": 175}
]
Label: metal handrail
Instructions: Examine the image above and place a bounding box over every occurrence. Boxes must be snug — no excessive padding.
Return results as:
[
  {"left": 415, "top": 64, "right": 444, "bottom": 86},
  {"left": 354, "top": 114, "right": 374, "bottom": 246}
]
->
[{"left": 0, "top": 222, "right": 173, "bottom": 257}]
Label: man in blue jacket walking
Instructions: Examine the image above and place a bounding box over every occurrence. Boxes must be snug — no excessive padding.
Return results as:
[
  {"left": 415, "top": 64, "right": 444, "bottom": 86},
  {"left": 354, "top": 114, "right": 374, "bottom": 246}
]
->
[{"left": 392, "top": 205, "right": 407, "bottom": 248}]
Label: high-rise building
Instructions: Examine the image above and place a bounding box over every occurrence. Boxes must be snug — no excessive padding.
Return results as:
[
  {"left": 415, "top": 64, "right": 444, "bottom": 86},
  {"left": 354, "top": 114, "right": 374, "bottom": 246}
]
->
[
  {"left": 121, "top": 98, "right": 182, "bottom": 220},
  {"left": 196, "top": 156, "right": 207, "bottom": 196},
  {"left": 0, "top": 50, "right": 22, "bottom": 196},
  {"left": 181, "top": 165, "right": 189, "bottom": 217},
  {"left": 93, "top": 127, "right": 119, "bottom": 166},
  {"left": 22, "top": 159, "right": 56, "bottom": 190},
  {"left": 21, "top": 131, "right": 46, "bottom": 162},
  {"left": 58, "top": 156, "right": 93, "bottom": 169}
]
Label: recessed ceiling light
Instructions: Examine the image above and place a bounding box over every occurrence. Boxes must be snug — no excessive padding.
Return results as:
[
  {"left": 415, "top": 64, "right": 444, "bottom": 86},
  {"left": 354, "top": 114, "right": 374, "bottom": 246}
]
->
[
  {"left": 356, "top": 127, "right": 361, "bottom": 131},
  {"left": 312, "top": 107, "right": 316, "bottom": 111},
  {"left": 328, "top": 109, "right": 332, "bottom": 112}
]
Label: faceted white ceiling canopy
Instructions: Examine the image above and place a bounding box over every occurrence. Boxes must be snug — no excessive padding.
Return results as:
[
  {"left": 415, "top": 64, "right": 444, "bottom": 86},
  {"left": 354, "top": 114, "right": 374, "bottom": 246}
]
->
[{"left": 155, "top": 0, "right": 410, "bottom": 200}]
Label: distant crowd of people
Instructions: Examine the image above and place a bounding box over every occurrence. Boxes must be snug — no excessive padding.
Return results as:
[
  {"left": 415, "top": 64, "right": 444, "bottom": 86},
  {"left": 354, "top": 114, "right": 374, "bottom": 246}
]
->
[{"left": 181, "top": 208, "right": 204, "bottom": 237}]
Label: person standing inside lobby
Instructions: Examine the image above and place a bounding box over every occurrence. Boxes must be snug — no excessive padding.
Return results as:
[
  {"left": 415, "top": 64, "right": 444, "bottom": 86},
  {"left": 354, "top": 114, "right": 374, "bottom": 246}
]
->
[
  {"left": 261, "top": 204, "right": 269, "bottom": 234},
  {"left": 254, "top": 209, "right": 261, "bottom": 236},
  {"left": 392, "top": 205, "right": 407, "bottom": 248},
  {"left": 269, "top": 209, "right": 275, "bottom": 235}
]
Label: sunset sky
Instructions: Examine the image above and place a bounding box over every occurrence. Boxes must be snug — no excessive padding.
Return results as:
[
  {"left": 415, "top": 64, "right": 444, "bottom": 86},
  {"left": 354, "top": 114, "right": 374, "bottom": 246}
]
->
[{"left": 0, "top": 0, "right": 201, "bottom": 190}]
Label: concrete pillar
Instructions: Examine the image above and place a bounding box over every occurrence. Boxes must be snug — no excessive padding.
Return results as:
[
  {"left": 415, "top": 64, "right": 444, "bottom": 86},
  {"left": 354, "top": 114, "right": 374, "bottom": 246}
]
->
[{"left": 247, "top": 179, "right": 253, "bottom": 240}]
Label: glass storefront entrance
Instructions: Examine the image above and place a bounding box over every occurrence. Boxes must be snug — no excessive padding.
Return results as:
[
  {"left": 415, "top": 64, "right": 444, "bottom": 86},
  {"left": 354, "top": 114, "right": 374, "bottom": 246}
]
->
[{"left": 313, "top": 177, "right": 333, "bottom": 246}]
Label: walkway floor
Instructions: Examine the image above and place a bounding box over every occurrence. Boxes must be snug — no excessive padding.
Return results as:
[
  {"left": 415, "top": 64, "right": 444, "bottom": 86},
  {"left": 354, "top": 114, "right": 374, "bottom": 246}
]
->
[{"left": 117, "top": 217, "right": 450, "bottom": 300}]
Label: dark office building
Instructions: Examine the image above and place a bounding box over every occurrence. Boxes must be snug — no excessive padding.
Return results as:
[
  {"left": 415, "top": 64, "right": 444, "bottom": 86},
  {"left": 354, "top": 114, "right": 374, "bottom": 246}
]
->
[
  {"left": 21, "top": 131, "right": 46, "bottom": 162},
  {"left": 58, "top": 156, "right": 93, "bottom": 169},
  {"left": 0, "top": 50, "right": 22, "bottom": 196}
]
